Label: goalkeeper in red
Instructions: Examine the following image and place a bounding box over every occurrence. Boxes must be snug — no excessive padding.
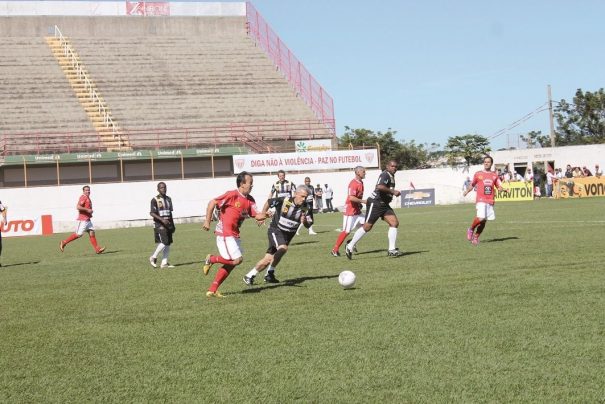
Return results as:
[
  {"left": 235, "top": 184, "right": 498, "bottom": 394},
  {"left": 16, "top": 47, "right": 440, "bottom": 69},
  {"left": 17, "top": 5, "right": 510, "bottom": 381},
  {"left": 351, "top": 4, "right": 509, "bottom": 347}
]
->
[{"left": 463, "top": 155, "right": 507, "bottom": 245}]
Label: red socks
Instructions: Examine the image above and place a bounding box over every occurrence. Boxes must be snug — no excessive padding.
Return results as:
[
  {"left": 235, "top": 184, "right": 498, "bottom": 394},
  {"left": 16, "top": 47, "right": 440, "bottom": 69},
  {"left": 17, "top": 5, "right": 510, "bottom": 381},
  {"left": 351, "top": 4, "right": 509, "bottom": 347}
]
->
[
  {"left": 89, "top": 234, "right": 100, "bottom": 250},
  {"left": 333, "top": 231, "right": 348, "bottom": 252},
  {"left": 470, "top": 217, "right": 482, "bottom": 230},
  {"left": 62, "top": 233, "right": 79, "bottom": 245},
  {"left": 209, "top": 267, "right": 231, "bottom": 293}
]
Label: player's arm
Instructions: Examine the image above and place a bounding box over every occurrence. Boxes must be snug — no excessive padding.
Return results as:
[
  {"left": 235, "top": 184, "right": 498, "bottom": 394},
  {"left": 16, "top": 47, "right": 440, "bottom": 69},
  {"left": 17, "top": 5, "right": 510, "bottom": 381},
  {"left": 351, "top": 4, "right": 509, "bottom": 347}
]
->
[
  {"left": 202, "top": 199, "right": 218, "bottom": 231},
  {"left": 348, "top": 193, "right": 366, "bottom": 205},
  {"left": 0, "top": 205, "right": 7, "bottom": 225},
  {"left": 463, "top": 178, "right": 477, "bottom": 197},
  {"left": 76, "top": 198, "right": 92, "bottom": 214},
  {"left": 150, "top": 199, "right": 170, "bottom": 228},
  {"left": 377, "top": 183, "right": 400, "bottom": 197}
]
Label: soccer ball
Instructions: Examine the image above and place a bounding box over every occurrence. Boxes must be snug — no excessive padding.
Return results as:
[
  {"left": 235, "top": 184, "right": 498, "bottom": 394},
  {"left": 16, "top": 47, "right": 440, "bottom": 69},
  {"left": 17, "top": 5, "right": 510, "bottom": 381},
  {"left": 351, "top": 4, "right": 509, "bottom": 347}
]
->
[{"left": 338, "top": 270, "right": 356, "bottom": 289}]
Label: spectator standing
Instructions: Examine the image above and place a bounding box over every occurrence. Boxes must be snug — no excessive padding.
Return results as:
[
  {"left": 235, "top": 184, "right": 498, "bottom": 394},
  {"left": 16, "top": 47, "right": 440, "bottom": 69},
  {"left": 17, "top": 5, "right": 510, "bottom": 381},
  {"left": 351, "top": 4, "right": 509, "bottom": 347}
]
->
[
  {"left": 297, "top": 177, "right": 317, "bottom": 235},
  {"left": 565, "top": 165, "right": 573, "bottom": 178},
  {"left": 594, "top": 164, "right": 602, "bottom": 178},
  {"left": 582, "top": 166, "right": 592, "bottom": 177},
  {"left": 462, "top": 176, "right": 472, "bottom": 192},
  {"left": 314, "top": 184, "right": 323, "bottom": 211},
  {"left": 324, "top": 184, "right": 334, "bottom": 212},
  {"left": 546, "top": 169, "right": 556, "bottom": 198}
]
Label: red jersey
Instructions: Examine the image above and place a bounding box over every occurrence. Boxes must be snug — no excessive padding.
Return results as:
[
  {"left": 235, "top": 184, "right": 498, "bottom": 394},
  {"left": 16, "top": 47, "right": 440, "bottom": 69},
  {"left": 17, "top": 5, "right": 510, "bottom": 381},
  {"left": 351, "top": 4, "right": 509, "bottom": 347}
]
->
[
  {"left": 214, "top": 190, "right": 258, "bottom": 238},
  {"left": 344, "top": 178, "right": 364, "bottom": 215},
  {"left": 77, "top": 194, "right": 92, "bottom": 220},
  {"left": 472, "top": 170, "right": 502, "bottom": 205}
]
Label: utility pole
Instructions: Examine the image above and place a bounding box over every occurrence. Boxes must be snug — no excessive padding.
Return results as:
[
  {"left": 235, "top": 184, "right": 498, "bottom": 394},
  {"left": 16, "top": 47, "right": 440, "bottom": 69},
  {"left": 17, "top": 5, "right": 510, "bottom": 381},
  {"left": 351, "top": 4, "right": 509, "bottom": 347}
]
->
[{"left": 548, "top": 85, "right": 556, "bottom": 147}]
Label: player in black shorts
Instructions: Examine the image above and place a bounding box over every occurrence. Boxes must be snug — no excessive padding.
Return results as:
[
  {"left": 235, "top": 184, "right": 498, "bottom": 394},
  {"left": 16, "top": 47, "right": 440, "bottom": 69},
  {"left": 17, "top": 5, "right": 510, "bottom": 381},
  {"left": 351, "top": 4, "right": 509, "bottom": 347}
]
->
[
  {"left": 345, "top": 160, "right": 403, "bottom": 258},
  {"left": 149, "top": 182, "right": 176, "bottom": 268},
  {"left": 243, "top": 185, "right": 311, "bottom": 285}
]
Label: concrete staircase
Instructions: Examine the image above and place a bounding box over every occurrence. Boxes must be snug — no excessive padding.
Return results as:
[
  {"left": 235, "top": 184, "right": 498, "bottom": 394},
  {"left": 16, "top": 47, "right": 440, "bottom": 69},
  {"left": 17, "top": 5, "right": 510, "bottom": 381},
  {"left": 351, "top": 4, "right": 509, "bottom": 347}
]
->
[{"left": 45, "top": 33, "right": 130, "bottom": 151}]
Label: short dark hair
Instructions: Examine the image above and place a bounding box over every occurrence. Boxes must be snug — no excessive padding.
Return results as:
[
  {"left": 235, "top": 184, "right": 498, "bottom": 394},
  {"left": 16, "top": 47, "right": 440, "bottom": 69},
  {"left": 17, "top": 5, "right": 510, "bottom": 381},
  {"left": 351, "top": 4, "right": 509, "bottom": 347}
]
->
[
  {"left": 277, "top": 170, "right": 285, "bottom": 176},
  {"left": 483, "top": 155, "right": 494, "bottom": 164},
  {"left": 236, "top": 171, "right": 252, "bottom": 187},
  {"left": 157, "top": 181, "right": 166, "bottom": 190},
  {"left": 83, "top": 185, "right": 90, "bottom": 191}
]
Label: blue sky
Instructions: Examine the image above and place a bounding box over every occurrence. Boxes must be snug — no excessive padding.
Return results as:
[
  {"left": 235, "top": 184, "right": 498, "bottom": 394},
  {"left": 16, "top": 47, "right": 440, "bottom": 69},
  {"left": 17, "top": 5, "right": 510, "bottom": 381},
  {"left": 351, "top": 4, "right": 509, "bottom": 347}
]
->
[{"left": 241, "top": 0, "right": 605, "bottom": 150}]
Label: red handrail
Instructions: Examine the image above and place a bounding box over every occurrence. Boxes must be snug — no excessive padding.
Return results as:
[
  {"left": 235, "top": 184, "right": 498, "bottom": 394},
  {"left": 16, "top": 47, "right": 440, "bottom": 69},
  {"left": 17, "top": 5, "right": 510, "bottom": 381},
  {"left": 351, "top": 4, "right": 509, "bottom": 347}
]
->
[{"left": 246, "top": 2, "right": 335, "bottom": 133}]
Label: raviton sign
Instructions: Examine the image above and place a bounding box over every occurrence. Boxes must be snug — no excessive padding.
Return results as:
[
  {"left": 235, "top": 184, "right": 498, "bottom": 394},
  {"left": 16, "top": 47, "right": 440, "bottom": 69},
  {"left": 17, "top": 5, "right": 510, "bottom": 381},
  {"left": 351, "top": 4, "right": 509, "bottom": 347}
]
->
[
  {"left": 0, "top": 215, "right": 53, "bottom": 237},
  {"left": 233, "top": 149, "right": 379, "bottom": 173}
]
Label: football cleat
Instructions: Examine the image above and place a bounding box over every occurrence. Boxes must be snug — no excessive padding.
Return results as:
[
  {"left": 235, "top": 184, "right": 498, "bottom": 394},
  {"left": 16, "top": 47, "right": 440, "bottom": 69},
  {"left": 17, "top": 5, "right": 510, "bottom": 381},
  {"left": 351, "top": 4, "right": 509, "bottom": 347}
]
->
[
  {"left": 203, "top": 254, "right": 213, "bottom": 275},
  {"left": 309, "top": 230, "right": 317, "bottom": 235},
  {"left": 387, "top": 248, "right": 404, "bottom": 257},
  {"left": 59, "top": 241, "right": 66, "bottom": 252},
  {"left": 331, "top": 250, "right": 341, "bottom": 257},
  {"left": 471, "top": 235, "right": 480, "bottom": 246},
  {"left": 96, "top": 247, "right": 106, "bottom": 254},
  {"left": 160, "top": 263, "right": 175, "bottom": 268},
  {"left": 345, "top": 240, "right": 353, "bottom": 260},
  {"left": 206, "top": 291, "right": 224, "bottom": 298},
  {"left": 149, "top": 256, "right": 157, "bottom": 268},
  {"left": 467, "top": 228, "right": 474, "bottom": 241},
  {"left": 243, "top": 275, "right": 255, "bottom": 286},
  {"left": 264, "top": 272, "right": 279, "bottom": 283}
]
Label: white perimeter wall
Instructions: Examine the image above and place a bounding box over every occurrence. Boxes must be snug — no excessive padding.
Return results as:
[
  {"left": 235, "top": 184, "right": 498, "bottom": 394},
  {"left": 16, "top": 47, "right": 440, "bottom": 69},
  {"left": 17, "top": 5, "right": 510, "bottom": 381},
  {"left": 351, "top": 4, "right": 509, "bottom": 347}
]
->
[
  {"left": 0, "top": 1, "right": 245, "bottom": 16},
  {"left": 1, "top": 167, "right": 475, "bottom": 233}
]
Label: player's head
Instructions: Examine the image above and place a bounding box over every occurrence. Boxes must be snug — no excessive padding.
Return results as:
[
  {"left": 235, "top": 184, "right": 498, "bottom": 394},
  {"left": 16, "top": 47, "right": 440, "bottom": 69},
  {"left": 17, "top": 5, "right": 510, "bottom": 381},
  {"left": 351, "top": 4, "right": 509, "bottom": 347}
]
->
[
  {"left": 386, "top": 160, "right": 398, "bottom": 174},
  {"left": 354, "top": 166, "right": 366, "bottom": 179},
  {"left": 277, "top": 170, "right": 286, "bottom": 181},
  {"left": 236, "top": 171, "right": 253, "bottom": 195},
  {"left": 157, "top": 181, "right": 167, "bottom": 195},
  {"left": 82, "top": 185, "right": 90, "bottom": 195},
  {"left": 304, "top": 177, "right": 311, "bottom": 185},
  {"left": 483, "top": 155, "right": 494, "bottom": 170},
  {"left": 294, "top": 184, "right": 309, "bottom": 205}
]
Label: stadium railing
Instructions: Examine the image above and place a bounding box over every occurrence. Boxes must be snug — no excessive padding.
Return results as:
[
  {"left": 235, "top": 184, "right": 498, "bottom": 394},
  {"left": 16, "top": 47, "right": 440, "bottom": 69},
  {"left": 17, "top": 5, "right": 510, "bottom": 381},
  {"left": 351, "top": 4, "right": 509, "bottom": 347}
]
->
[
  {"left": 0, "top": 118, "right": 336, "bottom": 156},
  {"left": 245, "top": 2, "right": 335, "bottom": 135}
]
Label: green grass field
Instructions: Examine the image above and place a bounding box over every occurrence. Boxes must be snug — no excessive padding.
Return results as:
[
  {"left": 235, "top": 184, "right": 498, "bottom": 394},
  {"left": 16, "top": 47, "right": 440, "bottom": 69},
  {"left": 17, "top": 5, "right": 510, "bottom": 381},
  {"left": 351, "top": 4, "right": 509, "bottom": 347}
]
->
[{"left": 1, "top": 198, "right": 604, "bottom": 402}]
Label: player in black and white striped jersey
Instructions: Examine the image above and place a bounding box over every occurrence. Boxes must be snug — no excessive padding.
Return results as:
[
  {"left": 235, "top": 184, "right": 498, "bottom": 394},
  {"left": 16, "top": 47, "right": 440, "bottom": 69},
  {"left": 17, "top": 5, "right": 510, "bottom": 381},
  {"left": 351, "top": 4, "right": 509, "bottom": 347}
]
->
[{"left": 243, "top": 185, "right": 311, "bottom": 285}]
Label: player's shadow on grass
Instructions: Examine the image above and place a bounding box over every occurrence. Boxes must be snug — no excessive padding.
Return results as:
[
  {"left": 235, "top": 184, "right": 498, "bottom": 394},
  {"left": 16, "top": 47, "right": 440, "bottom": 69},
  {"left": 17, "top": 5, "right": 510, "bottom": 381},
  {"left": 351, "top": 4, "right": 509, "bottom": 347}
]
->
[
  {"left": 1, "top": 261, "right": 40, "bottom": 268},
  {"left": 484, "top": 236, "right": 519, "bottom": 243},
  {"left": 239, "top": 274, "right": 338, "bottom": 294},
  {"left": 355, "top": 249, "right": 428, "bottom": 258},
  {"left": 290, "top": 240, "right": 319, "bottom": 246},
  {"left": 174, "top": 261, "right": 201, "bottom": 267},
  {"left": 99, "top": 250, "right": 121, "bottom": 255}
]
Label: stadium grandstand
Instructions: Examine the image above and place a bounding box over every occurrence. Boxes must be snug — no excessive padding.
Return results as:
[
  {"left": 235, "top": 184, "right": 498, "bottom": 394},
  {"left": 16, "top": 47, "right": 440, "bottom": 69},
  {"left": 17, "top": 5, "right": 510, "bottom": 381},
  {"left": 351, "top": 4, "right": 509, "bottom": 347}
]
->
[{"left": 0, "top": 1, "right": 335, "bottom": 186}]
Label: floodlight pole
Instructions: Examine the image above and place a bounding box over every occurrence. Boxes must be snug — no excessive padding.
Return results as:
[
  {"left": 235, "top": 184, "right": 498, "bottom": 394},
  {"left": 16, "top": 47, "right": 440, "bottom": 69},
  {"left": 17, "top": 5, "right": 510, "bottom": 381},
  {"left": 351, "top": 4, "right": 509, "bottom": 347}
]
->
[{"left": 548, "top": 85, "right": 556, "bottom": 147}]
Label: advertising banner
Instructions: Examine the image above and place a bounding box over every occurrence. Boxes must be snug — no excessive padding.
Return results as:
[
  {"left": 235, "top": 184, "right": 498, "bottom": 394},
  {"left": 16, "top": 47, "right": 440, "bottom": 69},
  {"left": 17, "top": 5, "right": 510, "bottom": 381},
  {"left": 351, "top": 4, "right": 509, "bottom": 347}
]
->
[
  {"left": 3, "top": 147, "right": 246, "bottom": 165},
  {"left": 400, "top": 188, "right": 435, "bottom": 207},
  {"left": 0, "top": 214, "right": 53, "bottom": 237},
  {"left": 495, "top": 181, "right": 534, "bottom": 201},
  {"left": 294, "top": 139, "right": 332, "bottom": 152},
  {"left": 232, "top": 149, "right": 379, "bottom": 173},
  {"left": 554, "top": 176, "right": 605, "bottom": 198}
]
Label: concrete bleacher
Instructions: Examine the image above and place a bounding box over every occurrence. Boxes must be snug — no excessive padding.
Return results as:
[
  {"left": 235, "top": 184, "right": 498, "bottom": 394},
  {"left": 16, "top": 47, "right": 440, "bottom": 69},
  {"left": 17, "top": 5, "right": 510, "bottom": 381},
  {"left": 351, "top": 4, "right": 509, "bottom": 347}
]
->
[
  {"left": 0, "top": 37, "right": 94, "bottom": 137},
  {"left": 0, "top": 15, "right": 334, "bottom": 154}
]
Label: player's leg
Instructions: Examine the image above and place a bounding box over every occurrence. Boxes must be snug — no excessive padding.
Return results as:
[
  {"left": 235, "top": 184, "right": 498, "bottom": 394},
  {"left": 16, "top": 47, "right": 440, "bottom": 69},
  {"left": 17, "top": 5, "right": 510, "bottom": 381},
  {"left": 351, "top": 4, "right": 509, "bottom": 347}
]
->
[
  {"left": 346, "top": 201, "right": 379, "bottom": 258},
  {"left": 149, "top": 228, "right": 165, "bottom": 268},
  {"left": 244, "top": 230, "right": 278, "bottom": 285},
  {"left": 307, "top": 209, "right": 317, "bottom": 234},
  {"left": 160, "top": 231, "right": 174, "bottom": 268},
  {"left": 86, "top": 222, "right": 105, "bottom": 253},
  {"left": 332, "top": 215, "right": 352, "bottom": 256},
  {"left": 468, "top": 203, "right": 484, "bottom": 241},
  {"left": 264, "top": 230, "right": 293, "bottom": 283},
  {"left": 474, "top": 204, "right": 494, "bottom": 244},
  {"left": 207, "top": 264, "right": 235, "bottom": 297},
  {"left": 383, "top": 210, "right": 401, "bottom": 255},
  {"left": 471, "top": 203, "right": 489, "bottom": 245},
  {"left": 203, "top": 236, "right": 242, "bottom": 274},
  {"left": 60, "top": 221, "right": 84, "bottom": 251}
]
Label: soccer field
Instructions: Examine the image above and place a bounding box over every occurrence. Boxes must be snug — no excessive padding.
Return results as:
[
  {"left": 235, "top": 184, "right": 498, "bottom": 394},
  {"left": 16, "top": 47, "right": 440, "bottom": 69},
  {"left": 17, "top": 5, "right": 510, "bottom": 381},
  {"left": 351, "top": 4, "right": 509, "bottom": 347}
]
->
[{"left": 1, "top": 198, "right": 604, "bottom": 402}]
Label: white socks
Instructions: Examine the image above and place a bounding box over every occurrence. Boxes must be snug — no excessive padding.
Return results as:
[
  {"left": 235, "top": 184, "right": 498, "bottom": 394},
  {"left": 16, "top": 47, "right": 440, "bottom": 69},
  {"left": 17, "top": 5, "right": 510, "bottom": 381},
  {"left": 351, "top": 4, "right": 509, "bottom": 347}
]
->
[
  {"left": 348, "top": 227, "right": 366, "bottom": 250},
  {"left": 246, "top": 268, "right": 259, "bottom": 278},
  {"left": 388, "top": 227, "right": 397, "bottom": 250},
  {"left": 152, "top": 243, "right": 165, "bottom": 258},
  {"left": 161, "top": 245, "right": 170, "bottom": 265}
]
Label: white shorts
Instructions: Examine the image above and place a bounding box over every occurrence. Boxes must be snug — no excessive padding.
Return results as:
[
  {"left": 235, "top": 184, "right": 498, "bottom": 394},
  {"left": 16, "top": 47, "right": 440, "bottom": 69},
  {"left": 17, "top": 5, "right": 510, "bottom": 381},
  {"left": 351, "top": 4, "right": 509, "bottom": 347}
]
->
[
  {"left": 342, "top": 214, "right": 365, "bottom": 233},
  {"left": 476, "top": 202, "right": 495, "bottom": 221},
  {"left": 216, "top": 236, "right": 243, "bottom": 260},
  {"left": 75, "top": 220, "right": 94, "bottom": 236}
]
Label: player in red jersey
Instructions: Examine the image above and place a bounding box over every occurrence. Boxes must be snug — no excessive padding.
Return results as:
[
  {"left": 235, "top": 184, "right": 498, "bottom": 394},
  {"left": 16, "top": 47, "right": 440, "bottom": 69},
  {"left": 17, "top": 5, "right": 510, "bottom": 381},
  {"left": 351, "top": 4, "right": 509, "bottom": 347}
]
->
[
  {"left": 463, "top": 155, "right": 508, "bottom": 245},
  {"left": 331, "top": 166, "right": 366, "bottom": 256},
  {"left": 60, "top": 185, "right": 105, "bottom": 254},
  {"left": 201, "top": 171, "right": 267, "bottom": 298}
]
